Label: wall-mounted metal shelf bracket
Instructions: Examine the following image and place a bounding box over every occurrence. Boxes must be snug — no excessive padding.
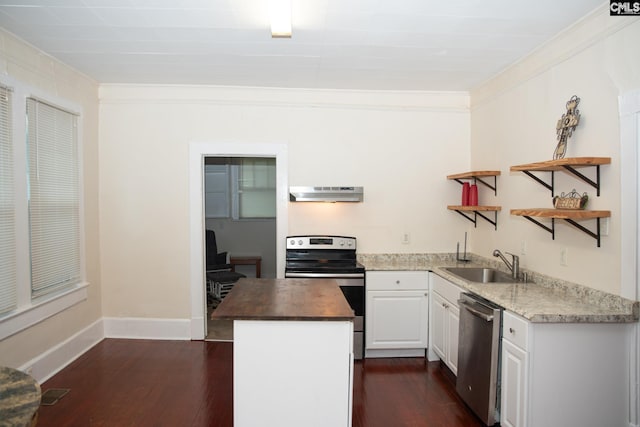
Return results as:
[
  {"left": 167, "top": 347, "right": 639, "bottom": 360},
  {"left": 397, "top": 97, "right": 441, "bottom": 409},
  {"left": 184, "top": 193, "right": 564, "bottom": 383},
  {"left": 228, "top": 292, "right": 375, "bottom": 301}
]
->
[
  {"left": 517, "top": 215, "right": 603, "bottom": 247},
  {"left": 565, "top": 217, "right": 602, "bottom": 247},
  {"left": 453, "top": 209, "right": 498, "bottom": 230},
  {"left": 521, "top": 215, "right": 555, "bottom": 239},
  {"left": 453, "top": 175, "right": 498, "bottom": 195},
  {"left": 448, "top": 171, "right": 500, "bottom": 197},
  {"left": 562, "top": 165, "right": 601, "bottom": 196},
  {"left": 514, "top": 161, "right": 604, "bottom": 197},
  {"left": 522, "top": 170, "right": 554, "bottom": 195}
]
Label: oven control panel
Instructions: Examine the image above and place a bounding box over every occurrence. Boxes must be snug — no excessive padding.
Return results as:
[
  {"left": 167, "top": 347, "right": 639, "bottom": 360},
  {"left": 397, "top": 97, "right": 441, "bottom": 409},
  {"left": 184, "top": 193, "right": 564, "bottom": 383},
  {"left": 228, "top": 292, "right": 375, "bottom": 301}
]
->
[{"left": 286, "top": 235, "right": 356, "bottom": 250}]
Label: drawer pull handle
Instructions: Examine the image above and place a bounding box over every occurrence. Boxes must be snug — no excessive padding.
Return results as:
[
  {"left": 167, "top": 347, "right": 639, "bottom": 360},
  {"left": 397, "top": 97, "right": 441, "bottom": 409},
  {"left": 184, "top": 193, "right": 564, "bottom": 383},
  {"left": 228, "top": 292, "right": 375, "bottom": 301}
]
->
[
  {"left": 396, "top": 280, "right": 400, "bottom": 284},
  {"left": 509, "top": 327, "right": 515, "bottom": 334}
]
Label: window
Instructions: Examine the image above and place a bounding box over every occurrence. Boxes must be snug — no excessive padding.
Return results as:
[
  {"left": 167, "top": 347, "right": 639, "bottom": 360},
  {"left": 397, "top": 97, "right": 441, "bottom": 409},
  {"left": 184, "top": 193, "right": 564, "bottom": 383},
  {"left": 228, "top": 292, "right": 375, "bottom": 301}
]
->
[
  {"left": 0, "top": 85, "right": 15, "bottom": 315},
  {"left": 237, "top": 158, "right": 276, "bottom": 219},
  {"left": 204, "top": 157, "right": 276, "bottom": 220},
  {"left": 0, "top": 78, "right": 86, "bottom": 338},
  {"left": 204, "top": 164, "right": 230, "bottom": 218},
  {"left": 26, "top": 98, "right": 81, "bottom": 299}
]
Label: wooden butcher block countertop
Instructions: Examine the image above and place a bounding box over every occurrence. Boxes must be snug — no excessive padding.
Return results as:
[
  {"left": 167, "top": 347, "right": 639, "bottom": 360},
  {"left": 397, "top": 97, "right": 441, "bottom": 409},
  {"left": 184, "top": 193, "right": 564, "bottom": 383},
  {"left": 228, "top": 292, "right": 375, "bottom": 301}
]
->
[{"left": 211, "top": 278, "right": 355, "bottom": 321}]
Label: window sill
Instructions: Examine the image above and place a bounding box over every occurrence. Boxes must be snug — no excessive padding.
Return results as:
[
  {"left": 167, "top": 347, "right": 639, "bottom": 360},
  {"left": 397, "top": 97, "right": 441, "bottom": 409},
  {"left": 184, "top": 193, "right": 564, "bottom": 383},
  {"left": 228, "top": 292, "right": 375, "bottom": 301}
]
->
[{"left": 0, "top": 282, "right": 89, "bottom": 340}]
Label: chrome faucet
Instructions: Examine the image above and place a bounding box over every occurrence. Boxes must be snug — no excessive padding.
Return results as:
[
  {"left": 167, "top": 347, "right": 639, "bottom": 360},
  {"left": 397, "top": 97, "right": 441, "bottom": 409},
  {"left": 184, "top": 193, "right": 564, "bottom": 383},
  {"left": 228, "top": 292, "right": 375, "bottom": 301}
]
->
[{"left": 493, "top": 249, "right": 520, "bottom": 280}]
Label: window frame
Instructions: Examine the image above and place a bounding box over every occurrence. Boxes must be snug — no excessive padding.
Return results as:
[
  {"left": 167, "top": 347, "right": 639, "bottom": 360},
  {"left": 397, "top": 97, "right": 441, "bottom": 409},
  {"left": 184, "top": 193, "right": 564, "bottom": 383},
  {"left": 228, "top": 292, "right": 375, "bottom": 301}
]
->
[{"left": 0, "top": 76, "right": 88, "bottom": 341}]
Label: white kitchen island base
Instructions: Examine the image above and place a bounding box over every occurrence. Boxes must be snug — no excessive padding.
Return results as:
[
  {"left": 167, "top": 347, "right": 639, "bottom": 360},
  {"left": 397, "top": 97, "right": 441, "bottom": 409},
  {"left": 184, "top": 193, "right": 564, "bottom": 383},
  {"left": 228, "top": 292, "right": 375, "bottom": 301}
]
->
[{"left": 234, "top": 319, "right": 354, "bottom": 427}]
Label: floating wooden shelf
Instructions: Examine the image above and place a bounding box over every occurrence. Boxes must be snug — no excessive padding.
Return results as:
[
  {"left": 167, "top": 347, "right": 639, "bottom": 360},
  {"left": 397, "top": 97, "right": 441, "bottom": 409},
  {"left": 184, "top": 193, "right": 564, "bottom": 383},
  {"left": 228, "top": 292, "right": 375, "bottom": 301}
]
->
[
  {"left": 447, "top": 170, "right": 500, "bottom": 195},
  {"left": 510, "top": 208, "right": 610, "bottom": 219},
  {"left": 511, "top": 208, "right": 610, "bottom": 247},
  {"left": 448, "top": 205, "right": 501, "bottom": 230},
  {"left": 510, "top": 157, "right": 610, "bottom": 196},
  {"left": 510, "top": 157, "right": 610, "bottom": 171},
  {"left": 447, "top": 171, "right": 501, "bottom": 179}
]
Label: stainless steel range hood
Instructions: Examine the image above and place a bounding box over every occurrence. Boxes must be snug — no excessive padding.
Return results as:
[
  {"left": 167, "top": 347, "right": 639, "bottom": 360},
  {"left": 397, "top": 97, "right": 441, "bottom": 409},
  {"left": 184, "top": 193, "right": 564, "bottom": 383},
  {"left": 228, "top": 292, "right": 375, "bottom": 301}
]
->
[{"left": 289, "top": 186, "right": 364, "bottom": 202}]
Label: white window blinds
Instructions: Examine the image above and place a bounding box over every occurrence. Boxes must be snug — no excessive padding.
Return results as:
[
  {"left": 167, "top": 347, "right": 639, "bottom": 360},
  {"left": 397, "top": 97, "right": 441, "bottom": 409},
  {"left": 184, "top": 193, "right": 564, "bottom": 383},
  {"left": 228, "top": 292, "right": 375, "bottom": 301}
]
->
[
  {"left": 238, "top": 158, "right": 276, "bottom": 219},
  {"left": 0, "top": 86, "right": 16, "bottom": 314},
  {"left": 26, "top": 98, "right": 81, "bottom": 299}
]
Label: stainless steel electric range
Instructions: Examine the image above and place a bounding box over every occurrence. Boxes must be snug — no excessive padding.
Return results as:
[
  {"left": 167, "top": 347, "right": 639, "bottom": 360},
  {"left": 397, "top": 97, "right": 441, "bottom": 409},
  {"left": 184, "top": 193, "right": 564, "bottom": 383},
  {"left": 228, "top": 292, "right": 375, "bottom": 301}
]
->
[{"left": 284, "top": 235, "right": 365, "bottom": 359}]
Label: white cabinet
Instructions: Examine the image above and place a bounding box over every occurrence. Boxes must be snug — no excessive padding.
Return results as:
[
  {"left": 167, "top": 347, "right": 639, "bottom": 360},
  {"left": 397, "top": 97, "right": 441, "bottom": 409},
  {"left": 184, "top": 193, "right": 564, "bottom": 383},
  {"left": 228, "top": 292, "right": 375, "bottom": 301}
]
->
[
  {"left": 444, "top": 304, "right": 459, "bottom": 372},
  {"left": 500, "top": 310, "right": 631, "bottom": 427},
  {"left": 234, "top": 320, "right": 353, "bottom": 427},
  {"left": 365, "top": 271, "right": 429, "bottom": 358},
  {"left": 501, "top": 311, "right": 530, "bottom": 427},
  {"left": 366, "top": 290, "right": 428, "bottom": 348},
  {"left": 428, "top": 273, "right": 463, "bottom": 375},
  {"left": 429, "top": 291, "right": 446, "bottom": 357}
]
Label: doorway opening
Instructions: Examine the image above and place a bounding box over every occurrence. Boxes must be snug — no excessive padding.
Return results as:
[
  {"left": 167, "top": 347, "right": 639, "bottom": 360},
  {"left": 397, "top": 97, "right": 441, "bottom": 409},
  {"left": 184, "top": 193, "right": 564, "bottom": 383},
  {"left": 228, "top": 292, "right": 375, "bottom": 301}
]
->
[
  {"left": 204, "top": 156, "right": 277, "bottom": 341},
  {"left": 188, "top": 142, "right": 288, "bottom": 342}
]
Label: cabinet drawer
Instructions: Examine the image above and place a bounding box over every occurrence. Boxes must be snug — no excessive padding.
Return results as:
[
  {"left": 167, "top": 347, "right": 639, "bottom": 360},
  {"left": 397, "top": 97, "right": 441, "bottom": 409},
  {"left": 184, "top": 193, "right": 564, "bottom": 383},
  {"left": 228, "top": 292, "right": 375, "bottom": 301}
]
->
[
  {"left": 431, "top": 273, "right": 464, "bottom": 307},
  {"left": 503, "top": 310, "right": 529, "bottom": 350},
  {"left": 366, "top": 271, "right": 428, "bottom": 291}
]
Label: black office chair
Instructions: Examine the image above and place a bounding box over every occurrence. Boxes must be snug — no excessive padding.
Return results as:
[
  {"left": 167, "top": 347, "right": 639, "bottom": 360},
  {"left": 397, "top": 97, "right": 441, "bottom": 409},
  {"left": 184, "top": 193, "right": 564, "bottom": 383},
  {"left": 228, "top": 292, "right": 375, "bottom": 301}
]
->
[{"left": 206, "top": 230, "right": 245, "bottom": 303}]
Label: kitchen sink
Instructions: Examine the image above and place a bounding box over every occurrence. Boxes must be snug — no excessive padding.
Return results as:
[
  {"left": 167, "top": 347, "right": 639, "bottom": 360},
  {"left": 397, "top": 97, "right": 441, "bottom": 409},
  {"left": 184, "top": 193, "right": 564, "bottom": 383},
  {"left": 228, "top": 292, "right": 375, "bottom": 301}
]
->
[{"left": 443, "top": 267, "right": 516, "bottom": 283}]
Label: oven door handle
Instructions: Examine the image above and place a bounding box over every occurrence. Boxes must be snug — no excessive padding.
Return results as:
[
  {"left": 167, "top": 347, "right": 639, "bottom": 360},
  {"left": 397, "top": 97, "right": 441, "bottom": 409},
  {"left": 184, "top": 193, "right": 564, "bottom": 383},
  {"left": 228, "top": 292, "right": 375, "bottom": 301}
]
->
[{"left": 285, "top": 272, "right": 365, "bottom": 279}]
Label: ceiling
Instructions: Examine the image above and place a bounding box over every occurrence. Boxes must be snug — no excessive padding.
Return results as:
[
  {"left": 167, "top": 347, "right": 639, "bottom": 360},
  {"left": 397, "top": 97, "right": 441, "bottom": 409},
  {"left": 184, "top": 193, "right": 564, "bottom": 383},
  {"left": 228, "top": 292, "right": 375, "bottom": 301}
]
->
[{"left": 0, "top": 0, "right": 604, "bottom": 91}]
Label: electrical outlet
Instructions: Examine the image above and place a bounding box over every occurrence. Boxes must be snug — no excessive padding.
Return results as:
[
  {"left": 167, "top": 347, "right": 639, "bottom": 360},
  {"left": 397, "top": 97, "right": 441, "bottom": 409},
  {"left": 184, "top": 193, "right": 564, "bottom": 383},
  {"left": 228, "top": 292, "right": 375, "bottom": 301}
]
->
[
  {"left": 402, "top": 233, "right": 410, "bottom": 244},
  {"left": 560, "top": 247, "right": 568, "bottom": 266},
  {"left": 520, "top": 240, "right": 527, "bottom": 255}
]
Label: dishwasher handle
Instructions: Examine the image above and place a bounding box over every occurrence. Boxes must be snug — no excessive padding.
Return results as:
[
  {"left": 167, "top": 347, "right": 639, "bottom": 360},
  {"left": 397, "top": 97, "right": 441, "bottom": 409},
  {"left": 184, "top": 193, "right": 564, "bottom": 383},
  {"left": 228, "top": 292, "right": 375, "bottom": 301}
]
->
[{"left": 459, "top": 300, "right": 494, "bottom": 322}]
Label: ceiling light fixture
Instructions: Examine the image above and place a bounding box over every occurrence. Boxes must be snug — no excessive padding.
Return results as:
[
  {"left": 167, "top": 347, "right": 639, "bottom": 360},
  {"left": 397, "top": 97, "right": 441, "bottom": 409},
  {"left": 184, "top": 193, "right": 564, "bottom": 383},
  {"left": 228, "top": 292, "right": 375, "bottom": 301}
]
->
[{"left": 269, "top": 0, "right": 292, "bottom": 38}]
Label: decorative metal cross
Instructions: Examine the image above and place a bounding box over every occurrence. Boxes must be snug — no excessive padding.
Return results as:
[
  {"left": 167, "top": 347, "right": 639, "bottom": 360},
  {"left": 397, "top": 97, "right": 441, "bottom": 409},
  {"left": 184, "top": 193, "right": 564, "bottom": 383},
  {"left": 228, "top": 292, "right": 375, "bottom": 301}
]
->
[{"left": 553, "top": 95, "right": 581, "bottom": 159}]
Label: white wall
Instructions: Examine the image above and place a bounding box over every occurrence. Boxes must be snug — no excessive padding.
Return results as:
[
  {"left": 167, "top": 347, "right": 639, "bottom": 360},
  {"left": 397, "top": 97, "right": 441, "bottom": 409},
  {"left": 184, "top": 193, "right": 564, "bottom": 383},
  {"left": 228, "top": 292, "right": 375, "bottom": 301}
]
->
[
  {"left": 0, "top": 29, "right": 101, "bottom": 368},
  {"left": 99, "top": 86, "right": 470, "bottom": 318},
  {"left": 470, "top": 8, "right": 640, "bottom": 295}
]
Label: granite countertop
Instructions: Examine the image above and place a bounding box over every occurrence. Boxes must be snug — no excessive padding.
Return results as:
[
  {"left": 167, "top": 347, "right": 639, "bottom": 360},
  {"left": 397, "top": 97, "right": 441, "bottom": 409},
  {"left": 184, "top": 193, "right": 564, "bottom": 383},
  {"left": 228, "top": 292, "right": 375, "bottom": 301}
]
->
[
  {"left": 0, "top": 366, "right": 41, "bottom": 427},
  {"left": 211, "top": 278, "right": 355, "bottom": 321},
  {"left": 359, "top": 253, "right": 639, "bottom": 323}
]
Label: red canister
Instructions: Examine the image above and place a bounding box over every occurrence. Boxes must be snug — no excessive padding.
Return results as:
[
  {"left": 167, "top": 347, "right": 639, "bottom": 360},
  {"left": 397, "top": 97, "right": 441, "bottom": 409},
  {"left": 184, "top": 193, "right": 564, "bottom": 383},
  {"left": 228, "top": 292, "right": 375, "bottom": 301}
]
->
[
  {"left": 469, "top": 184, "right": 478, "bottom": 206},
  {"left": 461, "top": 182, "right": 470, "bottom": 206}
]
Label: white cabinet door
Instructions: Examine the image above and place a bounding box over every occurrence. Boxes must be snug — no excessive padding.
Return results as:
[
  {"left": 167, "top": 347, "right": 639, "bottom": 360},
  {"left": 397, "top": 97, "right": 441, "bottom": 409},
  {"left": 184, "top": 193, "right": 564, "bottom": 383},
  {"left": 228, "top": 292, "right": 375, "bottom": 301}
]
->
[
  {"left": 430, "top": 291, "right": 460, "bottom": 374},
  {"left": 430, "top": 291, "right": 447, "bottom": 360},
  {"left": 428, "top": 273, "right": 463, "bottom": 374},
  {"left": 366, "top": 290, "right": 428, "bottom": 349},
  {"left": 501, "top": 338, "right": 528, "bottom": 427},
  {"left": 445, "top": 304, "right": 460, "bottom": 375}
]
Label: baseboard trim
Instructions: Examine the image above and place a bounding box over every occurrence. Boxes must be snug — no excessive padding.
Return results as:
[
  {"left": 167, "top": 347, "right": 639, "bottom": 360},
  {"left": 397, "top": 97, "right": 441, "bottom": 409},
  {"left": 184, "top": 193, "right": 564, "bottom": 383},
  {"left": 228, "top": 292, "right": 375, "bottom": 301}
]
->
[
  {"left": 16, "top": 317, "right": 193, "bottom": 384},
  {"left": 191, "top": 316, "right": 205, "bottom": 340},
  {"left": 103, "top": 317, "right": 191, "bottom": 340},
  {"left": 365, "top": 348, "right": 426, "bottom": 358},
  {"left": 18, "top": 318, "right": 104, "bottom": 384}
]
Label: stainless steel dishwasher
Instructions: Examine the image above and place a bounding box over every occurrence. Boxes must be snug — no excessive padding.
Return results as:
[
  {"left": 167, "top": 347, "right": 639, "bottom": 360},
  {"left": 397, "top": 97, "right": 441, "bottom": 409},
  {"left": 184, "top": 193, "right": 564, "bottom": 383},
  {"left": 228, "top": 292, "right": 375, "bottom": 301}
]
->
[{"left": 456, "top": 292, "right": 502, "bottom": 426}]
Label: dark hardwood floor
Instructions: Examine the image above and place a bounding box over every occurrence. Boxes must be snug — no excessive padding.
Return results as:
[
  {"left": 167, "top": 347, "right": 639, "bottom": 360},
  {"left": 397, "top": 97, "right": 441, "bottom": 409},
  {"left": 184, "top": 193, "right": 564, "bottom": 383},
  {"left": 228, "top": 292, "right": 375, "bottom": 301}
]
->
[{"left": 38, "top": 339, "right": 484, "bottom": 427}]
